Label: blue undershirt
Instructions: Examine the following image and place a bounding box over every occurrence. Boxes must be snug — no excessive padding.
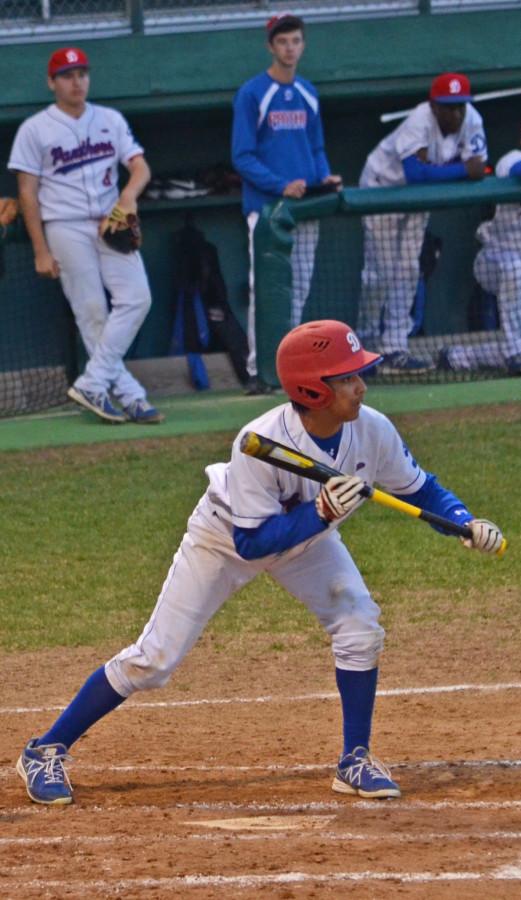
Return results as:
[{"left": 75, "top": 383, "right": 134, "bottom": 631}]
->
[
  {"left": 402, "top": 154, "right": 467, "bottom": 184},
  {"left": 233, "top": 470, "right": 472, "bottom": 561}
]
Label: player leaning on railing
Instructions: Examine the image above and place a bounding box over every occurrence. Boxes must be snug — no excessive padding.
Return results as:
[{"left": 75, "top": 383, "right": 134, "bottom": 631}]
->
[
  {"left": 358, "top": 72, "right": 488, "bottom": 375},
  {"left": 16, "top": 320, "right": 503, "bottom": 807},
  {"left": 441, "top": 140, "right": 521, "bottom": 377}
]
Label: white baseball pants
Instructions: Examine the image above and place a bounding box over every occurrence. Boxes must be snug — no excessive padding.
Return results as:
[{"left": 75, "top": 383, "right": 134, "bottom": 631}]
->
[
  {"left": 358, "top": 211, "right": 428, "bottom": 354},
  {"left": 105, "top": 494, "right": 384, "bottom": 697},
  {"left": 246, "top": 212, "right": 320, "bottom": 377},
  {"left": 45, "top": 219, "right": 152, "bottom": 406},
  {"left": 473, "top": 247, "right": 521, "bottom": 359}
]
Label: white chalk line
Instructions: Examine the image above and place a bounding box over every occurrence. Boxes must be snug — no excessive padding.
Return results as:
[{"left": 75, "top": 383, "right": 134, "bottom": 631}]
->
[
  {"left": 1, "top": 867, "right": 521, "bottom": 891},
  {"left": 2, "top": 681, "right": 521, "bottom": 715},
  {"left": 4, "top": 799, "right": 521, "bottom": 816},
  {"left": 2, "top": 829, "right": 521, "bottom": 849},
  {"left": 1, "top": 757, "right": 521, "bottom": 780}
]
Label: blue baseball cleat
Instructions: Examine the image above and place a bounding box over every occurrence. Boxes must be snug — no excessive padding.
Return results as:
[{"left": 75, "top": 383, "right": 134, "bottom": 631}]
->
[
  {"left": 123, "top": 399, "right": 165, "bottom": 424},
  {"left": 332, "top": 745, "right": 401, "bottom": 798},
  {"left": 67, "top": 386, "right": 126, "bottom": 423},
  {"left": 16, "top": 739, "right": 73, "bottom": 805}
]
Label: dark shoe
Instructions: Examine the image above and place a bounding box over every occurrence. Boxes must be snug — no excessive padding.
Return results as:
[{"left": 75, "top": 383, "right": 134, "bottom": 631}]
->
[
  {"left": 380, "top": 352, "right": 434, "bottom": 375},
  {"left": 243, "top": 376, "right": 274, "bottom": 396},
  {"left": 507, "top": 353, "right": 521, "bottom": 376},
  {"left": 437, "top": 347, "right": 456, "bottom": 371}
]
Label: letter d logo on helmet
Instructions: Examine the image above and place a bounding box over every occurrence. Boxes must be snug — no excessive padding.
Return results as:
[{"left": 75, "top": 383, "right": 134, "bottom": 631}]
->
[{"left": 276, "top": 319, "right": 381, "bottom": 409}]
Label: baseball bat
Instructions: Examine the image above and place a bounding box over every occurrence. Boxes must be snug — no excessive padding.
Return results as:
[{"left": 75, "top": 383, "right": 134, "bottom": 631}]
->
[
  {"left": 240, "top": 431, "right": 507, "bottom": 558},
  {"left": 380, "top": 87, "right": 521, "bottom": 123}
]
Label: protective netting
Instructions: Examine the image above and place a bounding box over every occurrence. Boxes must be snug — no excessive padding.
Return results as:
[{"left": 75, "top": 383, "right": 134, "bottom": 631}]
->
[
  {"left": 254, "top": 182, "right": 521, "bottom": 385},
  {"left": 0, "top": 233, "right": 77, "bottom": 417}
]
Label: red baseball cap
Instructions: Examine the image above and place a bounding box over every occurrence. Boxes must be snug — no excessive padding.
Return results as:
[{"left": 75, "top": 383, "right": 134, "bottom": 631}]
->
[
  {"left": 48, "top": 47, "right": 89, "bottom": 78},
  {"left": 430, "top": 73, "right": 472, "bottom": 104}
]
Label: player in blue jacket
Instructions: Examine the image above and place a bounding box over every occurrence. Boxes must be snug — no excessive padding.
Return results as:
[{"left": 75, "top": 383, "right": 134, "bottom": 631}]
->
[{"left": 232, "top": 13, "right": 342, "bottom": 394}]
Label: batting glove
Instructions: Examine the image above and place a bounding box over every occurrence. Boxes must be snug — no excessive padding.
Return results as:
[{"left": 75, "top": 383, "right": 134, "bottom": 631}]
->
[
  {"left": 461, "top": 518, "right": 503, "bottom": 554},
  {"left": 315, "top": 475, "right": 366, "bottom": 523}
]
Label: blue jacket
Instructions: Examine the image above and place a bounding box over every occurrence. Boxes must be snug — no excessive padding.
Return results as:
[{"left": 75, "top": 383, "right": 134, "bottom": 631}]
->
[{"left": 232, "top": 71, "right": 331, "bottom": 215}]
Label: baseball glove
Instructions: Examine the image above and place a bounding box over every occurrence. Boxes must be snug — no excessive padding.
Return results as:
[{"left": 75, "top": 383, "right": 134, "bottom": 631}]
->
[
  {"left": 0, "top": 197, "right": 19, "bottom": 233},
  {"left": 100, "top": 204, "right": 142, "bottom": 254}
]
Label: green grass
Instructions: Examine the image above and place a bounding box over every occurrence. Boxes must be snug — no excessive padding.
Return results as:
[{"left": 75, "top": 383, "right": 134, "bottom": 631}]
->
[{"left": 1, "top": 405, "right": 519, "bottom": 652}]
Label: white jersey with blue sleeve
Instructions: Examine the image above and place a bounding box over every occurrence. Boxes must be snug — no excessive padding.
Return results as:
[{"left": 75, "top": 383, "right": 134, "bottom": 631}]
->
[
  {"left": 8, "top": 102, "right": 144, "bottom": 221},
  {"left": 476, "top": 149, "right": 521, "bottom": 252},
  {"left": 205, "top": 402, "right": 426, "bottom": 536},
  {"left": 232, "top": 72, "right": 331, "bottom": 215},
  {"left": 361, "top": 102, "right": 487, "bottom": 188}
]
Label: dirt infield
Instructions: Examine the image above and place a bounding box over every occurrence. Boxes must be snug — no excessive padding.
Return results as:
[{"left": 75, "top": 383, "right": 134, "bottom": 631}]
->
[{"left": 1, "top": 622, "right": 521, "bottom": 899}]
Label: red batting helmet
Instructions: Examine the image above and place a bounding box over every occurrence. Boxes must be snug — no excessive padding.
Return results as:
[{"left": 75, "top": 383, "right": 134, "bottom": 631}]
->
[
  {"left": 48, "top": 47, "right": 90, "bottom": 78},
  {"left": 276, "top": 320, "right": 382, "bottom": 410}
]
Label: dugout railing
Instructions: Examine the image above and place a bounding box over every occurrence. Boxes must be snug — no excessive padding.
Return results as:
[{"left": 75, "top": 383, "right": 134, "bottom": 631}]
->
[{"left": 253, "top": 176, "right": 521, "bottom": 387}]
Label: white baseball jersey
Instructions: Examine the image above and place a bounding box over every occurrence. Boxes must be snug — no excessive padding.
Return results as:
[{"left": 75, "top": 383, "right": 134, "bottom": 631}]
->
[
  {"left": 8, "top": 102, "right": 143, "bottom": 221},
  {"left": 205, "top": 401, "right": 426, "bottom": 537},
  {"left": 360, "top": 102, "right": 487, "bottom": 188},
  {"left": 476, "top": 149, "right": 521, "bottom": 252}
]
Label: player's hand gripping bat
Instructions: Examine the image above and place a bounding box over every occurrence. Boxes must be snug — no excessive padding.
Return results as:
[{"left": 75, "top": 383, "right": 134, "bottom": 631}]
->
[{"left": 240, "top": 431, "right": 507, "bottom": 558}]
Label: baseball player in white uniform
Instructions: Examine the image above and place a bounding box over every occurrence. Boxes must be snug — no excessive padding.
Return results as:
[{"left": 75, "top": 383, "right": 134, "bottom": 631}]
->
[
  {"left": 8, "top": 47, "right": 164, "bottom": 424},
  {"left": 15, "top": 319, "right": 503, "bottom": 806},
  {"left": 441, "top": 148, "right": 521, "bottom": 375},
  {"left": 359, "top": 72, "right": 487, "bottom": 374}
]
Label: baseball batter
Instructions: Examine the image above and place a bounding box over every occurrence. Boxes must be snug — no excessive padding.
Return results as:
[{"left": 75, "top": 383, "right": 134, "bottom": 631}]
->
[
  {"left": 16, "top": 319, "right": 503, "bottom": 806},
  {"left": 359, "top": 72, "right": 487, "bottom": 374},
  {"left": 232, "top": 13, "right": 342, "bottom": 394},
  {"left": 441, "top": 148, "right": 521, "bottom": 375},
  {"left": 7, "top": 47, "right": 164, "bottom": 424}
]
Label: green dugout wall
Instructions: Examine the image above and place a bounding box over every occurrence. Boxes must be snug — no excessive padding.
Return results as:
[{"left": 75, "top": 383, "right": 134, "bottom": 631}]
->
[{"left": 2, "top": 8, "right": 521, "bottom": 361}]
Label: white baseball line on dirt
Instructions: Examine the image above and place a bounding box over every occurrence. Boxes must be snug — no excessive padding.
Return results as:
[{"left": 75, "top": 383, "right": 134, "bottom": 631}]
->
[
  {"left": 1, "top": 867, "right": 521, "bottom": 891},
  {"left": 2, "top": 829, "right": 521, "bottom": 848},
  {"left": 2, "top": 680, "right": 521, "bottom": 715},
  {"left": 1, "top": 757, "right": 520, "bottom": 779},
  {"left": 4, "top": 799, "right": 521, "bottom": 816}
]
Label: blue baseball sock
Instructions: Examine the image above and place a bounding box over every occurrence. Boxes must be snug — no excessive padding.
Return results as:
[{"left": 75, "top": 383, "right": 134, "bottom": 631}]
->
[
  {"left": 36, "top": 666, "right": 126, "bottom": 750},
  {"left": 335, "top": 666, "right": 378, "bottom": 758}
]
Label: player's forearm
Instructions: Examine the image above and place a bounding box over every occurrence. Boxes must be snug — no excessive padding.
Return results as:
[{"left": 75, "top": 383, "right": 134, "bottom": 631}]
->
[
  {"left": 394, "top": 472, "right": 473, "bottom": 535},
  {"left": 402, "top": 154, "right": 467, "bottom": 184},
  {"left": 18, "top": 188, "right": 50, "bottom": 255},
  {"left": 120, "top": 156, "right": 151, "bottom": 206},
  {"left": 233, "top": 500, "right": 327, "bottom": 560},
  {"left": 233, "top": 150, "right": 287, "bottom": 196}
]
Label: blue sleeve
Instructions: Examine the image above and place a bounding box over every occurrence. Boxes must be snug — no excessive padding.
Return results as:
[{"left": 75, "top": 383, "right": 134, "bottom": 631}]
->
[
  {"left": 309, "top": 109, "right": 330, "bottom": 182},
  {"left": 402, "top": 154, "right": 467, "bottom": 185},
  {"left": 509, "top": 160, "right": 521, "bottom": 177},
  {"left": 394, "top": 472, "right": 473, "bottom": 535},
  {"left": 231, "top": 88, "right": 288, "bottom": 195},
  {"left": 233, "top": 499, "right": 328, "bottom": 560}
]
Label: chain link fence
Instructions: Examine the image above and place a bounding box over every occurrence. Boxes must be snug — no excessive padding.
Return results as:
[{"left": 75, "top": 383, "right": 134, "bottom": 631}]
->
[{"left": 1, "top": 0, "right": 517, "bottom": 43}]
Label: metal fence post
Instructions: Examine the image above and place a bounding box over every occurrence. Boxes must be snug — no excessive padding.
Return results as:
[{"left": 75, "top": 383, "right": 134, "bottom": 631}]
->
[{"left": 127, "top": 0, "right": 144, "bottom": 33}]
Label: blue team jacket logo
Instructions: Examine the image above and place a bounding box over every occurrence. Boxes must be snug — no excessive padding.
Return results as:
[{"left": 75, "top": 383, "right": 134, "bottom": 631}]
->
[{"left": 51, "top": 138, "right": 116, "bottom": 174}]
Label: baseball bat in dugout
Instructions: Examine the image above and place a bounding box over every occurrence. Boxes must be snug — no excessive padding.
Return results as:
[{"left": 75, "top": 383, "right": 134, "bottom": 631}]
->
[{"left": 240, "top": 431, "right": 507, "bottom": 558}]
